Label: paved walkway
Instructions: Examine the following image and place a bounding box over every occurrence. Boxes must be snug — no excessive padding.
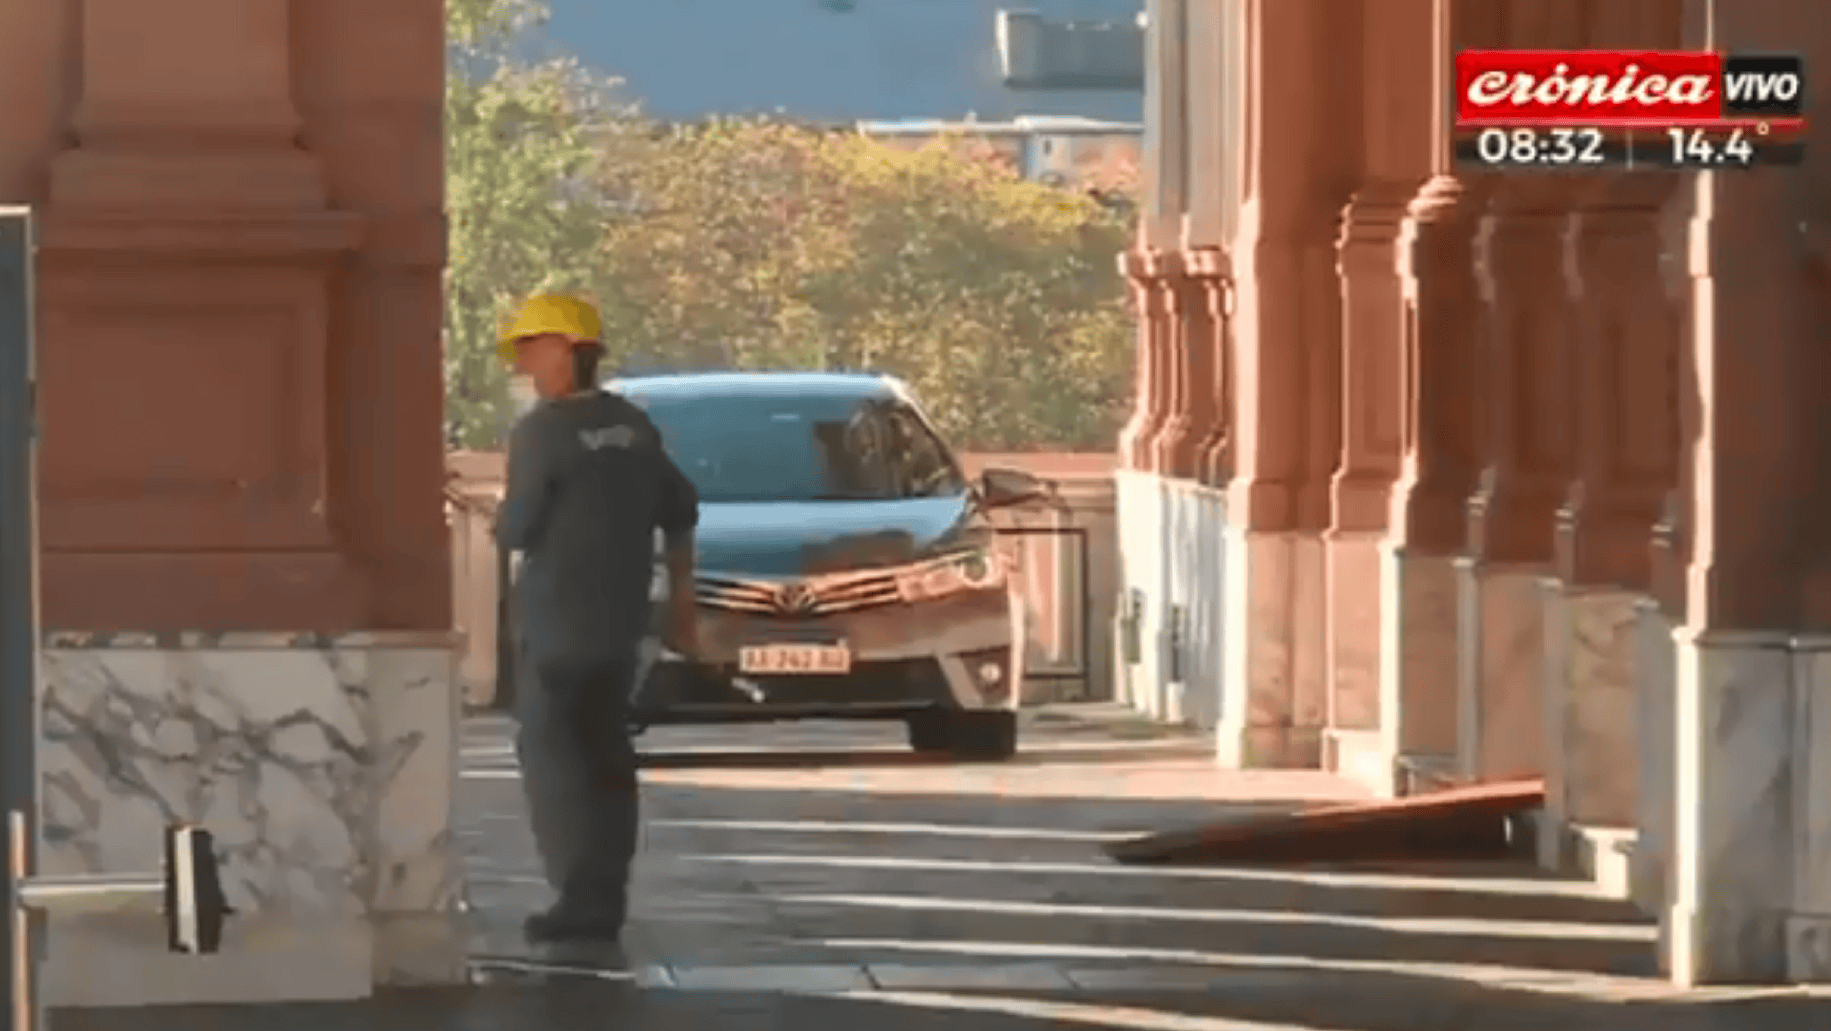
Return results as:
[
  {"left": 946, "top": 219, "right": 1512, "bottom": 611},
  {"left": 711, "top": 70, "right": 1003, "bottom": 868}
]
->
[{"left": 54, "top": 705, "right": 1831, "bottom": 1029}]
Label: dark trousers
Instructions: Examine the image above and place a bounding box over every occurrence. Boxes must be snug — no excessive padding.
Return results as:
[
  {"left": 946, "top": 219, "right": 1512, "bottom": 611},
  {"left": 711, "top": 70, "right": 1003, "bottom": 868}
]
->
[{"left": 513, "top": 648, "right": 641, "bottom": 926}]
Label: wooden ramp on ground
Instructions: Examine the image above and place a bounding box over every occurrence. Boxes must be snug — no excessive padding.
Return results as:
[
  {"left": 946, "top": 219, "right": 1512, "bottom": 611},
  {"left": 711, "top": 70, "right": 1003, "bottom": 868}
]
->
[{"left": 1105, "top": 778, "right": 1545, "bottom": 866}]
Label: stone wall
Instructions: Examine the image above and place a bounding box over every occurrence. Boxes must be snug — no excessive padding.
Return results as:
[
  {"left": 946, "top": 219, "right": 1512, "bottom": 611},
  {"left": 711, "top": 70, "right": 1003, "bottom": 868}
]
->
[
  {"left": 1116, "top": 0, "right": 1831, "bottom": 987},
  {"left": 38, "top": 634, "right": 462, "bottom": 1005},
  {"left": 0, "top": 0, "right": 459, "bottom": 1005}
]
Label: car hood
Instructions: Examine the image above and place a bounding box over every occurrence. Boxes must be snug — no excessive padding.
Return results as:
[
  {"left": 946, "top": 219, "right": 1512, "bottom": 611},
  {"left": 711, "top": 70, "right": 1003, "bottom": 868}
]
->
[{"left": 694, "top": 496, "right": 977, "bottom": 578}]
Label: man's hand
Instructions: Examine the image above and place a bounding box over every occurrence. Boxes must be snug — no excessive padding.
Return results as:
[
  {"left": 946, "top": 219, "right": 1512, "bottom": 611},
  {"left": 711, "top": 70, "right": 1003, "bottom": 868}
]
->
[{"left": 663, "top": 590, "right": 699, "bottom": 659}]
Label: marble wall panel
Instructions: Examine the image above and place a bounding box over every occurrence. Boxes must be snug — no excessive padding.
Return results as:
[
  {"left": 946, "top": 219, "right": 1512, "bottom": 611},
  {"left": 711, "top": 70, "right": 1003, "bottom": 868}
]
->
[{"left": 35, "top": 632, "right": 462, "bottom": 1004}]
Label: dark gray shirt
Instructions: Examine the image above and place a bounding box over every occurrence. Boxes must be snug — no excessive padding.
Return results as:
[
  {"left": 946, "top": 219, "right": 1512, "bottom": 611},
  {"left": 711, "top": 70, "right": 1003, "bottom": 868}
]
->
[{"left": 497, "top": 390, "right": 699, "bottom": 668}]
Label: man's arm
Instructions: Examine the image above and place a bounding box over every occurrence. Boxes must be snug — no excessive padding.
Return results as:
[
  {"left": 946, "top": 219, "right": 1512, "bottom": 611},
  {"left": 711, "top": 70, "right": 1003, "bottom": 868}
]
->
[
  {"left": 648, "top": 420, "right": 701, "bottom": 653},
  {"left": 494, "top": 412, "right": 563, "bottom": 551},
  {"left": 656, "top": 439, "right": 700, "bottom": 582}
]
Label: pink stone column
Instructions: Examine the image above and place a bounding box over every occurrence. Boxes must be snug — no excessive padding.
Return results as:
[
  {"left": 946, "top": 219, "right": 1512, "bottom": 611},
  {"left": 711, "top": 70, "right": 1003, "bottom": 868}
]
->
[
  {"left": 295, "top": 0, "right": 452, "bottom": 629},
  {"left": 35, "top": 0, "right": 377, "bottom": 629},
  {"left": 1537, "top": 0, "right": 1687, "bottom": 879},
  {"left": 1322, "top": 0, "right": 1435, "bottom": 791},
  {"left": 1186, "top": 0, "right": 1245, "bottom": 494},
  {"left": 1121, "top": 0, "right": 1190, "bottom": 475},
  {"left": 1150, "top": 255, "right": 1198, "bottom": 476},
  {"left": 24, "top": 0, "right": 460, "bottom": 1006},
  {"left": 1193, "top": 256, "right": 1235, "bottom": 488},
  {"left": 1548, "top": 172, "right": 1684, "bottom": 879},
  {"left": 1181, "top": 0, "right": 1239, "bottom": 490},
  {"left": 1218, "top": 0, "right": 1358, "bottom": 768},
  {"left": 1377, "top": 0, "right": 1505, "bottom": 793},
  {"left": 1118, "top": 247, "right": 1170, "bottom": 472},
  {"left": 1453, "top": 0, "right": 1589, "bottom": 784},
  {"left": 1538, "top": 164, "right": 1680, "bottom": 815},
  {"left": 1382, "top": 176, "right": 1489, "bottom": 792},
  {"left": 51, "top": 0, "right": 324, "bottom": 209},
  {"left": 1457, "top": 174, "right": 1585, "bottom": 784},
  {"left": 1155, "top": 262, "right": 1218, "bottom": 479},
  {"left": 1661, "top": 0, "right": 1831, "bottom": 987}
]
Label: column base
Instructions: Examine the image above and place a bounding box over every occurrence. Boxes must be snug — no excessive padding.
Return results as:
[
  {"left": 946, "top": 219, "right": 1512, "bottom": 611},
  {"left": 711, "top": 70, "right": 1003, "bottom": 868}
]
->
[
  {"left": 1324, "top": 531, "right": 1382, "bottom": 737},
  {"left": 1532, "top": 817, "right": 1636, "bottom": 896},
  {"left": 374, "top": 909, "right": 471, "bottom": 987},
  {"left": 1788, "top": 637, "right": 1831, "bottom": 982},
  {"left": 1372, "top": 547, "right": 1460, "bottom": 796},
  {"left": 1667, "top": 903, "right": 1791, "bottom": 986},
  {"left": 38, "top": 632, "right": 465, "bottom": 1005},
  {"left": 1322, "top": 728, "right": 1387, "bottom": 793},
  {"left": 1162, "top": 477, "right": 1228, "bottom": 730},
  {"left": 1538, "top": 587, "right": 1643, "bottom": 872},
  {"left": 1786, "top": 915, "right": 1831, "bottom": 982},
  {"left": 1663, "top": 631, "right": 1794, "bottom": 987},
  {"left": 1455, "top": 560, "right": 1549, "bottom": 782},
  {"left": 1631, "top": 601, "right": 1678, "bottom": 916},
  {"left": 1217, "top": 524, "right": 1326, "bottom": 769},
  {"left": 1217, "top": 725, "right": 1326, "bottom": 770},
  {"left": 1113, "top": 470, "right": 1171, "bottom": 719}
]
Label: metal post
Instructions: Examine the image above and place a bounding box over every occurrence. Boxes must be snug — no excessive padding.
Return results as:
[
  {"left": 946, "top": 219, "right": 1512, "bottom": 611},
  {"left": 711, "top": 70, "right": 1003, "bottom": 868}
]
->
[{"left": 0, "top": 209, "right": 38, "bottom": 1031}]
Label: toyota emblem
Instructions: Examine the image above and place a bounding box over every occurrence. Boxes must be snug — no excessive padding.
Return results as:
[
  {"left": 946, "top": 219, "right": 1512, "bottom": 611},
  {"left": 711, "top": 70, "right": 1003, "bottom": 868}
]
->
[{"left": 775, "top": 584, "right": 817, "bottom": 615}]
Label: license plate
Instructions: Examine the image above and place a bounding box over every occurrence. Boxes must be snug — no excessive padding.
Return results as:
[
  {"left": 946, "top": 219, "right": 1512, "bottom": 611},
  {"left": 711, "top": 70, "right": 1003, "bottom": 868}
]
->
[{"left": 738, "top": 643, "right": 852, "bottom": 675}]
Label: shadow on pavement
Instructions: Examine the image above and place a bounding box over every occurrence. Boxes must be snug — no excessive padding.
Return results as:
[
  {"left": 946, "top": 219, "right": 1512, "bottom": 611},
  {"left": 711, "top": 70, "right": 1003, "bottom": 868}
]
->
[
  {"left": 629, "top": 785, "right": 1655, "bottom": 978},
  {"left": 51, "top": 983, "right": 1104, "bottom": 1031},
  {"left": 889, "top": 974, "right": 1831, "bottom": 1031},
  {"left": 51, "top": 974, "right": 1831, "bottom": 1031},
  {"left": 453, "top": 717, "right": 1831, "bottom": 1029}
]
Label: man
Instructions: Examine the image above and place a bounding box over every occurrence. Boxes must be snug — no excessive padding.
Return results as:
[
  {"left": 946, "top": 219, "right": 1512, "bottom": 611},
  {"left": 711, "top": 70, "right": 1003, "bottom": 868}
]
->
[{"left": 493, "top": 293, "right": 700, "bottom": 945}]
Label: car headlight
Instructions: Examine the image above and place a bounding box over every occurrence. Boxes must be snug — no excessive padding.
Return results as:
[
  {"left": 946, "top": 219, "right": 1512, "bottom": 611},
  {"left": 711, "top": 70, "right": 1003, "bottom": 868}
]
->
[
  {"left": 896, "top": 547, "right": 1008, "bottom": 602},
  {"left": 955, "top": 547, "right": 1005, "bottom": 588}
]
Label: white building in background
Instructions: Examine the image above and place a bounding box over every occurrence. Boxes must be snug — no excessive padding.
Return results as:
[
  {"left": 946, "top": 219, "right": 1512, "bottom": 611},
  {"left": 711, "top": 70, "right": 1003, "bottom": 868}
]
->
[{"left": 856, "top": 114, "right": 1142, "bottom": 190}]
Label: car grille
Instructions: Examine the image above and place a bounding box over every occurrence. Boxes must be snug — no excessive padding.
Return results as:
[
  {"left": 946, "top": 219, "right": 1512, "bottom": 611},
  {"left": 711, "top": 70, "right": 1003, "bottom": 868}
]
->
[{"left": 696, "top": 568, "right": 906, "bottom": 617}]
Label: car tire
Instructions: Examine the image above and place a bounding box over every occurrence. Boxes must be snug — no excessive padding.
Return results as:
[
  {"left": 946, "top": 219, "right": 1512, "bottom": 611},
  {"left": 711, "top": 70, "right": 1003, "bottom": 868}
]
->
[{"left": 905, "top": 710, "right": 1018, "bottom": 762}]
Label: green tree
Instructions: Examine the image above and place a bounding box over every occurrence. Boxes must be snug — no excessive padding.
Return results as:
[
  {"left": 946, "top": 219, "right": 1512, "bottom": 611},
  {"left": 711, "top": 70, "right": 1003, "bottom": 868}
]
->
[
  {"left": 442, "top": 0, "right": 635, "bottom": 447},
  {"left": 595, "top": 119, "right": 1137, "bottom": 450},
  {"left": 442, "top": 5, "right": 1137, "bottom": 451}
]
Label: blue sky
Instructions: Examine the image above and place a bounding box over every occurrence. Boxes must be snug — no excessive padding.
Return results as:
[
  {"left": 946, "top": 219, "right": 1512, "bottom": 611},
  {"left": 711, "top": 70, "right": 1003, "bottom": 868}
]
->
[{"left": 540, "top": 0, "right": 1142, "bottom": 123}]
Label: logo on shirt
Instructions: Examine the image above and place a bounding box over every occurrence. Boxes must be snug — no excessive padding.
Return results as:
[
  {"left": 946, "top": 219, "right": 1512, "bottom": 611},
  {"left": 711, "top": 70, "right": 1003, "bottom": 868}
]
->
[{"left": 579, "top": 425, "right": 637, "bottom": 450}]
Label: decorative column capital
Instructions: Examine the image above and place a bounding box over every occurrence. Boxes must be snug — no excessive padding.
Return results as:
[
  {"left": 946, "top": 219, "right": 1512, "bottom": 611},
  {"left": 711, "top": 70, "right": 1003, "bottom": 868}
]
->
[
  {"left": 1119, "top": 247, "right": 1165, "bottom": 280},
  {"left": 1341, "top": 179, "right": 1427, "bottom": 238},
  {"left": 1184, "top": 248, "right": 1233, "bottom": 319},
  {"left": 1406, "top": 175, "right": 1490, "bottom": 225}
]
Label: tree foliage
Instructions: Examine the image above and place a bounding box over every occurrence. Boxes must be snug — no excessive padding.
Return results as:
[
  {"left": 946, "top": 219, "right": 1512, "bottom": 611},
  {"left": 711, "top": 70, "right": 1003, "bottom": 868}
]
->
[
  {"left": 444, "top": 0, "right": 1137, "bottom": 451},
  {"left": 594, "top": 120, "right": 1136, "bottom": 449},
  {"left": 442, "top": 0, "right": 635, "bottom": 446}
]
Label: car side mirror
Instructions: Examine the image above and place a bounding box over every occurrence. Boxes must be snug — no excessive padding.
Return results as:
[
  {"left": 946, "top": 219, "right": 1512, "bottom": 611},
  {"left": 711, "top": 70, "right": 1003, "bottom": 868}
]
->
[{"left": 977, "top": 466, "right": 1050, "bottom": 508}]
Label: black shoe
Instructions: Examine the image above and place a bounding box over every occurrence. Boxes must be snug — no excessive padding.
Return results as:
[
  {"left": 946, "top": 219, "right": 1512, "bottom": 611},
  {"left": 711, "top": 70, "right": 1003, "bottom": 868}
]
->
[{"left": 523, "top": 908, "right": 624, "bottom": 945}]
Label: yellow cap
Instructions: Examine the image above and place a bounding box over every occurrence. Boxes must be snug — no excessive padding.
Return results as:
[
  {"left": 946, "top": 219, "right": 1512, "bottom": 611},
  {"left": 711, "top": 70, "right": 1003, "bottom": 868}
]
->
[{"left": 497, "top": 294, "right": 602, "bottom": 360}]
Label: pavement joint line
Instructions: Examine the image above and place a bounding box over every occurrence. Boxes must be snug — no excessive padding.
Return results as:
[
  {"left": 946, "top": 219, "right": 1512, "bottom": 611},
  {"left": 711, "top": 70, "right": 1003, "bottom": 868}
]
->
[
  {"left": 465, "top": 957, "right": 1148, "bottom": 994},
  {"left": 465, "top": 955, "right": 1740, "bottom": 1003},
  {"left": 468, "top": 955, "right": 641, "bottom": 982}
]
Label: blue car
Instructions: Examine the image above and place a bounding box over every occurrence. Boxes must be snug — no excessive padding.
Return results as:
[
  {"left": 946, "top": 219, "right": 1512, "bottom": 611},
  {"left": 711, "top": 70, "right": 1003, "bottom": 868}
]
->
[{"left": 613, "top": 371, "right": 1049, "bottom": 760}]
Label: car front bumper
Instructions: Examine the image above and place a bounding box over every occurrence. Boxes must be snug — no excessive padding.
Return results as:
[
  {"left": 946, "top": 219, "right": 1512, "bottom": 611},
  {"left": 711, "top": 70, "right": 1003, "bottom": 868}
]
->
[{"left": 631, "top": 585, "right": 1023, "bottom": 722}]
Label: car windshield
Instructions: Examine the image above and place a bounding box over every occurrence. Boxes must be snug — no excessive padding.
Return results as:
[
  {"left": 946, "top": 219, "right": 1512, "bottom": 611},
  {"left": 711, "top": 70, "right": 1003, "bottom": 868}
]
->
[{"left": 627, "top": 389, "right": 964, "bottom": 504}]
